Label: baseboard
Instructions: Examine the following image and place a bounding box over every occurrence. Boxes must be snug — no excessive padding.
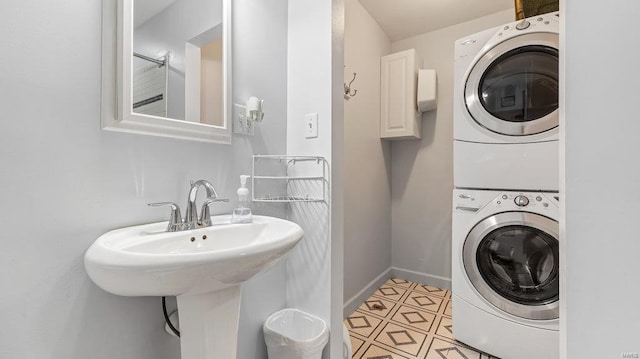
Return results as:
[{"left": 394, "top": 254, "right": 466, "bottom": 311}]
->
[
  {"left": 343, "top": 268, "right": 393, "bottom": 318},
  {"left": 391, "top": 267, "right": 452, "bottom": 291}
]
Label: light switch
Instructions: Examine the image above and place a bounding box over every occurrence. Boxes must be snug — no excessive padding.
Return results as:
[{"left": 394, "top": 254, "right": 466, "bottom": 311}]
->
[{"left": 305, "top": 113, "right": 318, "bottom": 139}]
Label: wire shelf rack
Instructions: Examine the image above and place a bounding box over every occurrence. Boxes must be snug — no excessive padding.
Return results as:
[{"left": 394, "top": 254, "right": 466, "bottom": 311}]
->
[{"left": 252, "top": 155, "right": 328, "bottom": 203}]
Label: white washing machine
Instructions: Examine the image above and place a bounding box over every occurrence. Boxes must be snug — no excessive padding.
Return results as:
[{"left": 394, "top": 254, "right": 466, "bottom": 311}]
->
[
  {"left": 454, "top": 12, "right": 560, "bottom": 191},
  {"left": 452, "top": 189, "right": 559, "bottom": 359}
]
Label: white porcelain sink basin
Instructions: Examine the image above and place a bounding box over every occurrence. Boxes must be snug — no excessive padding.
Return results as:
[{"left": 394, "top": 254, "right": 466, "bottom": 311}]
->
[{"left": 84, "top": 215, "right": 303, "bottom": 297}]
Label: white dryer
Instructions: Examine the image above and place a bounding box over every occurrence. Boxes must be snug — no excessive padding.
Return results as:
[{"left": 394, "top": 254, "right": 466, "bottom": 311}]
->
[
  {"left": 454, "top": 12, "right": 560, "bottom": 191},
  {"left": 452, "top": 189, "right": 559, "bottom": 359}
]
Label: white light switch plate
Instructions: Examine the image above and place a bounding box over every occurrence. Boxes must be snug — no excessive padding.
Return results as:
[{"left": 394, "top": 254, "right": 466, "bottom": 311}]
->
[{"left": 305, "top": 113, "right": 318, "bottom": 139}]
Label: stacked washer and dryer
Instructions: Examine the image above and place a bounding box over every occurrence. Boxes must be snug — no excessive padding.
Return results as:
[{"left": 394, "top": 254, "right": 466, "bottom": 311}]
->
[{"left": 451, "top": 12, "right": 560, "bottom": 359}]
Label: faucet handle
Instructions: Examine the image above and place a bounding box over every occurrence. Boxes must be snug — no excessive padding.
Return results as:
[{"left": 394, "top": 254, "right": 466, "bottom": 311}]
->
[
  {"left": 199, "top": 198, "right": 229, "bottom": 226},
  {"left": 148, "top": 202, "right": 183, "bottom": 232}
]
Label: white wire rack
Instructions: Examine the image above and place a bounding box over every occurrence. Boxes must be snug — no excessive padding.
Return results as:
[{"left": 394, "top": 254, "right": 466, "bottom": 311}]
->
[{"left": 251, "top": 155, "right": 328, "bottom": 203}]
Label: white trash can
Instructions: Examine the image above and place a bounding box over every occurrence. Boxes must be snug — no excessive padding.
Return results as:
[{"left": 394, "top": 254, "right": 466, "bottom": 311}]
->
[{"left": 264, "top": 308, "right": 329, "bottom": 359}]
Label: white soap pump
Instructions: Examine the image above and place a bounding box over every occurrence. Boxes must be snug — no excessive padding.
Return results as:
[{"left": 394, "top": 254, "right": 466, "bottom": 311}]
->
[{"left": 231, "top": 175, "right": 252, "bottom": 223}]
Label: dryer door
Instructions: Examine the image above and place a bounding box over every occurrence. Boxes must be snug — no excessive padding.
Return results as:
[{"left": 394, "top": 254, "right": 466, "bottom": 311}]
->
[
  {"left": 463, "top": 211, "right": 559, "bottom": 320},
  {"left": 465, "top": 33, "right": 559, "bottom": 137}
]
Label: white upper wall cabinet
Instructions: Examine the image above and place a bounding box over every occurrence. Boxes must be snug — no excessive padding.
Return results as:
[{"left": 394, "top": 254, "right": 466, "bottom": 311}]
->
[{"left": 380, "top": 49, "right": 421, "bottom": 140}]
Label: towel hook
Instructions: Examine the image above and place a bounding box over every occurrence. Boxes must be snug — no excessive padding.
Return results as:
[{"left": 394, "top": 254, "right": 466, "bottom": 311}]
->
[{"left": 344, "top": 72, "right": 358, "bottom": 100}]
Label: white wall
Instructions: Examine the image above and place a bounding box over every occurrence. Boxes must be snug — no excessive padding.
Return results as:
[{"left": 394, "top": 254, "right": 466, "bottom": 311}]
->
[
  {"left": 331, "top": 1, "right": 346, "bottom": 358},
  {"left": 0, "top": 0, "right": 288, "bottom": 358},
  {"left": 389, "top": 9, "right": 514, "bottom": 287},
  {"left": 561, "top": 1, "right": 640, "bottom": 357},
  {"left": 343, "top": 0, "right": 392, "bottom": 308},
  {"left": 233, "top": 1, "right": 289, "bottom": 358},
  {"left": 286, "top": 0, "right": 341, "bottom": 357}
]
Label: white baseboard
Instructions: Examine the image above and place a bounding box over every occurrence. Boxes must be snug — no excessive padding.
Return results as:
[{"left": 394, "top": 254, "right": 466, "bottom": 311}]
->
[
  {"left": 391, "top": 267, "right": 452, "bottom": 291},
  {"left": 343, "top": 268, "right": 393, "bottom": 318},
  {"left": 343, "top": 267, "right": 453, "bottom": 318}
]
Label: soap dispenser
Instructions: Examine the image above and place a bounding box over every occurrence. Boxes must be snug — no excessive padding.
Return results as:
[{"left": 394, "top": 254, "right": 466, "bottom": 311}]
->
[{"left": 231, "top": 175, "right": 252, "bottom": 223}]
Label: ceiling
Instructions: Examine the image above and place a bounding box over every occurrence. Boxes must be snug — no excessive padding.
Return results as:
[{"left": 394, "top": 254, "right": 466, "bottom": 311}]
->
[{"left": 359, "top": 0, "right": 514, "bottom": 41}]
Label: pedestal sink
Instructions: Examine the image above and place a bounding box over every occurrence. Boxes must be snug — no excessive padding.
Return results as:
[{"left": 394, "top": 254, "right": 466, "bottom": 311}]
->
[{"left": 84, "top": 215, "right": 303, "bottom": 359}]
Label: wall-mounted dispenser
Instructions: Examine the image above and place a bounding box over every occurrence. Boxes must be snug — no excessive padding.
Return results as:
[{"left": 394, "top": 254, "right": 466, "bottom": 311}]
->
[
  {"left": 244, "top": 97, "right": 264, "bottom": 122},
  {"left": 417, "top": 69, "right": 437, "bottom": 113},
  {"left": 233, "top": 96, "right": 265, "bottom": 136}
]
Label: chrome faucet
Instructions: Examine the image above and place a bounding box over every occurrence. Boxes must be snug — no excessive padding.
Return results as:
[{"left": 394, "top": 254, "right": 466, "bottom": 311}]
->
[
  {"left": 184, "top": 179, "right": 228, "bottom": 229},
  {"left": 148, "top": 179, "right": 228, "bottom": 232}
]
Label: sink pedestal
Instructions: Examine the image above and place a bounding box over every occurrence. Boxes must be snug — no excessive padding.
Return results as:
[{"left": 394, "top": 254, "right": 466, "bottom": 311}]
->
[{"left": 176, "top": 286, "right": 241, "bottom": 359}]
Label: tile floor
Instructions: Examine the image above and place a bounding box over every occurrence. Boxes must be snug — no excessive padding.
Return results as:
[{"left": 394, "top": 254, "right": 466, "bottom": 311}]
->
[{"left": 344, "top": 278, "right": 498, "bottom": 359}]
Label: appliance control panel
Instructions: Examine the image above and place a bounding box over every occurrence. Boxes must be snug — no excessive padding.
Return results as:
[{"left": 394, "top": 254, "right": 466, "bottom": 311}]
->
[
  {"left": 453, "top": 190, "right": 559, "bottom": 213},
  {"left": 494, "top": 11, "right": 558, "bottom": 39},
  {"left": 494, "top": 192, "right": 555, "bottom": 209}
]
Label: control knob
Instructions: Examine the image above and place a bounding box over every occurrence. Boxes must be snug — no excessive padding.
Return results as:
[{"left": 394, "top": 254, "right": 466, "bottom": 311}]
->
[
  {"left": 516, "top": 20, "right": 531, "bottom": 30},
  {"left": 514, "top": 195, "right": 529, "bottom": 207}
]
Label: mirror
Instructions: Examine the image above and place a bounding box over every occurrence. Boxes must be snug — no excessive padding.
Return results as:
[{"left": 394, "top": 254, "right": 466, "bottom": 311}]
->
[{"left": 101, "top": 0, "right": 232, "bottom": 144}]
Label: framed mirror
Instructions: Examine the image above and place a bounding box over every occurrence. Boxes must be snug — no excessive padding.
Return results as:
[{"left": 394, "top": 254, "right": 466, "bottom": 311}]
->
[{"left": 101, "top": 0, "right": 232, "bottom": 144}]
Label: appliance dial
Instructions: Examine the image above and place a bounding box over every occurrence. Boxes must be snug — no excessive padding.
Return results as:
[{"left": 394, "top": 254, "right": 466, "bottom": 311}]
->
[
  {"left": 516, "top": 20, "right": 531, "bottom": 30},
  {"left": 514, "top": 195, "right": 529, "bottom": 207}
]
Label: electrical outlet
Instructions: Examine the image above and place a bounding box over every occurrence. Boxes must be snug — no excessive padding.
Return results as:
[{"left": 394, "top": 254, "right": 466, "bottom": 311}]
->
[
  {"left": 233, "top": 104, "right": 254, "bottom": 136},
  {"left": 305, "top": 113, "right": 318, "bottom": 139}
]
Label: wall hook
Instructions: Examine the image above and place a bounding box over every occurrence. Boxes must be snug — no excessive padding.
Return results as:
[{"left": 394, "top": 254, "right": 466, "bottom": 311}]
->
[{"left": 344, "top": 72, "right": 358, "bottom": 100}]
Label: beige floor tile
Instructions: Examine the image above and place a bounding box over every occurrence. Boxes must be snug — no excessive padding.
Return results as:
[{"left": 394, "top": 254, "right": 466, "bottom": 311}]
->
[
  {"left": 443, "top": 299, "right": 453, "bottom": 317},
  {"left": 374, "top": 286, "right": 407, "bottom": 302},
  {"left": 358, "top": 296, "right": 398, "bottom": 319},
  {"left": 413, "top": 284, "right": 448, "bottom": 298},
  {"left": 349, "top": 334, "right": 366, "bottom": 356},
  {"left": 385, "top": 278, "right": 415, "bottom": 290},
  {"left": 425, "top": 337, "right": 484, "bottom": 359},
  {"left": 374, "top": 322, "right": 427, "bottom": 357},
  {"left": 435, "top": 316, "right": 454, "bottom": 340},
  {"left": 346, "top": 311, "right": 383, "bottom": 338},
  {"left": 404, "top": 291, "right": 444, "bottom": 313},
  {"left": 348, "top": 280, "right": 489, "bottom": 359},
  {"left": 357, "top": 344, "right": 413, "bottom": 359},
  {"left": 390, "top": 305, "right": 437, "bottom": 333}
]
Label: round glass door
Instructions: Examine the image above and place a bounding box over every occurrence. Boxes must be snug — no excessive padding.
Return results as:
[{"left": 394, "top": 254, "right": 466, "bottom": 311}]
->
[
  {"left": 463, "top": 212, "right": 559, "bottom": 320},
  {"left": 480, "top": 46, "right": 558, "bottom": 123},
  {"left": 464, "top": 33, "right": 559, "bottom": 136},
  {"left": 477, "top": 225, "right": 558, "bottom": 305}
]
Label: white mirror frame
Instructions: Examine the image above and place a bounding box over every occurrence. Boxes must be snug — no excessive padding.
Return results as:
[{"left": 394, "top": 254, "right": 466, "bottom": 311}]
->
[{"left": 101, "top": 0, "right": 232, "bottom": 144}]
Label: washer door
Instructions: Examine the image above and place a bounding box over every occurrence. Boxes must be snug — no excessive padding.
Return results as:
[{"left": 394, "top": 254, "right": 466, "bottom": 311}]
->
[
  {"left": 463, "top": 212, "right": 559, "bottom": 320},
  {"left": 465, "top": 33, "right": 559, "bottom": 137}
]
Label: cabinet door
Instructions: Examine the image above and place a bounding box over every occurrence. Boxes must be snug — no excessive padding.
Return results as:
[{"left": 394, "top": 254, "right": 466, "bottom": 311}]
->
[{"left": 380, "top": 49, "right": 421, "bottom": 140}]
